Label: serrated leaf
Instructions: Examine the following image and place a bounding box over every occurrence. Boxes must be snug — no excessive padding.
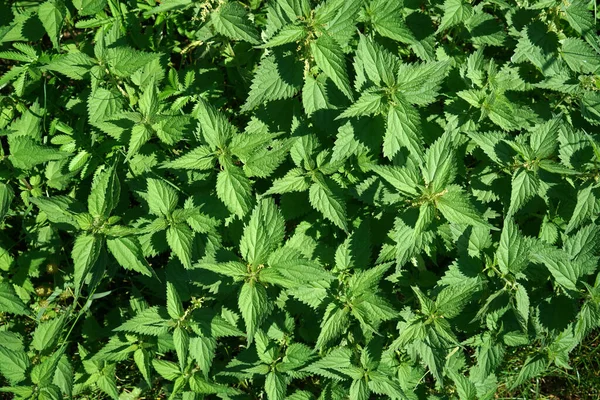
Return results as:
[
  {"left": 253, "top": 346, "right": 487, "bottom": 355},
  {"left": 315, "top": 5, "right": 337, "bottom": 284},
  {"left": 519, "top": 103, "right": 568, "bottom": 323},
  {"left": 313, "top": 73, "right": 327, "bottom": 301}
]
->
[
  {"left": 212, "top": 2, "right": 260, "bottom": 44},
  {"left": 438, "top": 0, "right": 473, "bottom": 32},
  {"left": 561, "top": 37, "right": 600, "bottom": 74},
  {"left": 240, "top": 198, "right": 285, "bottom": 265},
  {"left": 216, "top": 166, "right": 253, "bottom": 218},
  {"left": 262, "top": 24, "right": 306, "bottom": 48},
  {"left": 115, "top": 307, "right": 170, "bottom": 336},
  {"left": 167, "top": 223, "right": 194, "bottom": 269},
  {"left": 309, "top": 181, "right": 348, "bottom": 231},
  {"left": 435, "top": 187, "right": 490, "bottom": 228},
  {"left": 134, "top": 348, "right": 152, "bottom": 386},
  {"left": 238, "top": 281, "right": 271, "bottom": 343},
  {"left": 163, "top": 146, "right": 215, "bottom": 170},
  {"left": 173, "top": 326, "right": 189, "bottom": 369},
  {"left": 266, "top": 371, "right": 287, "bottom": 400},
  {"left": 508, "top": 168, "right": 539, "bottom": 216},
  {"left": 152, "top": 359, "right": 181, "bottom": 381},
  {"left": 311, "top": 34, "right": 353, "bottom": 100},
  {"left": 497, "top": 219, "right": 531, "bottom": 274},
  {"left": 38, "top": 0, "right": 66, "bottom": 49},
  {"left": 567, "top": 184, "right": 599, "bottom": 233},
  {"left": 72, "top": 234, "right": 103, "bottom": 296},
  {"left": 88, "top": 165, "right": 120, "bottom": 219},
  {"left": 243, "top": 53, "right": 303, "bottom": 111},
  {"left": 514, "top": 283, "right": 530, "bottom": 331},
  {"left": 0, "top": 282, "right": 30, "bottom": 316},
  {"left": 0, "top": 346, "right": 29, "bottom": 384},
  {"left": 107, "top": 236, "right": 152, "bottom": 276},
  {"left": 316, "top": 304, "right": 350, "bottom": 349},
  {"left": 370, "top": 0, "right": 415, "bottom": 44},
  {"left": 383, "top": 100, "right": 423, "bottom": 160},
  {"left": 0, "top": 182, "right": 14, "bottom": 221},
  {"left": 533, "top": 248, "right": 582, "bottom": 291},
  {"left": 32, "top": 314, "right": 66, "bottom": 351},
  {"left": 190, "top": 336, "right": 216, "bottom": 377},
  {"left": 147, "top": 178, "right": 179, "bottom": 217}
]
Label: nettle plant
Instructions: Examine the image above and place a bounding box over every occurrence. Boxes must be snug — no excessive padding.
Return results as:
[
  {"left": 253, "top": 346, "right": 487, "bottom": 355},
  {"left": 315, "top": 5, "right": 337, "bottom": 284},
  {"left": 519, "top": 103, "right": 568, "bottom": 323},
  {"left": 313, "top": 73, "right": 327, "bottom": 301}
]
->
[{"left": 1, "top": 0, "right": 600, "bottom": 399}]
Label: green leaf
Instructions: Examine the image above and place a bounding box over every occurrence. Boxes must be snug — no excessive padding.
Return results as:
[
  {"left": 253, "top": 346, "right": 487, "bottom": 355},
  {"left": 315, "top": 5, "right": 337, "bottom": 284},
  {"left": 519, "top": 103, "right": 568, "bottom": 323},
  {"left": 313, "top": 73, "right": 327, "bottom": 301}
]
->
[
  {"left": 97, "top": 368, "right": 119, "bottom": 400},
  {"left": 309, "top": 181, "right": 348, "bottom": 231},
  {"left": 438, "top": 0, "right": 473, "bottom": 32},
  {"left": 211, "top": 2, "right": 260, "bottom": 44},
  {"left": 216, "top": 166, "right": 253, "bottom": 218},
  {"left": 8, "top": 136, "right": 69, "bottom": 170},
  {"left": 316, "top": 304, "right": 350, "bottom": 349},
  {"left": 264, "top": 168, "right": 310, "bottom": 195},
  {"left": 310, "top": 34, "right": 353, "bottom": 100},
  {"left": 422, "top": 132, "right": 456, "bottom": 192},
  {"left": 73, "top": 0, "right": 107, "bottom": 15},
  {"left": 190, "top": 336, "right": 216, "bottom": 377},
  {"left": 356, "top": 34, "right": 397, "bottom": 87},
  {"left": 105, "top": 47, "right": 160, "bottom": 78},
  {"left": 531, "top": 247, "right": 582, "bottom": 291},
  {"left": 566, "top": 184, "right": 599, "bottom": 233},
  {"left": 0, "top": 346, "right": 29, "bottom": 384},
  {"left": 173, "top": 326, "right": 189, "bottom": 370},
  {"left": 350, "top": 378, "right": 369, "bottom": 400},
  {"left": 0, "top": 282, "right": 30, "bottom": 316},
  {"left": 87, "top": 88, "right": 123, "bottom": 126},
  {"left": 561, "top": 0, "right": 600, "bottom": 53},
  {"left": 238, "top": 281, "right": 272, "bottom": 343},
  {"left": 147, "top": 178, "right": 179, "bottom": 217},
  {"left": 115, "top": 307, "right": 170, "bottom": 336},
  {"left": 450, "top": 371, "right": 477, "bottom": 400},
  {"left": 166, "top": 223, "right": 194, "bottom": 269},
  {"left": 372, "top": 164, "right": 421, "bottom": 197},
  {"left": 435, "top": 281, "right": 481, "bottom": 318},
  {"left": 508, "top": 168, "right": 539, "bottom": 216},
  {"left": 338, "top": 89, "right": 384, "bottom": 119},
  {"left": 29, "top": 196, "right": 81, "bottom": 228},
  {"left": 302, "top": 74, "right": 332, "bottom": 116},
  {"left": 510, "top": 354, "right": 547, "bottom": 390},
  {"left": 370, "top": 0, "right": 415, "bottom": 44},
  {"left": 88, "top": 165, "right": 120, "bottom": 219},
  {"left": 514, "top": 283, "right": 530, "bottom": 331},
  {"left": 163, "top": 146, "right": 215, "bottom": 170},
  {"left": 383, "top": 100, "right": 423, "bottom": 160},
  {"left": 106, "top": 236, "right": 152, "bottom": 276},
  {"left": 196, "top": 98, "right": 234, "bottom": 149},
  {"left": 277, "top": 0, "right": 310, "bottom": 20},
  {"left": 262, "top": 24, "right": 306, "bottom": 48},
  {"left": 128, "top": 124, "right": 152, "bottom": 160},
  {"left": 265, "top": 371, "right": 287, "bottom": 400},
  {"left": 497, "top": 219, "right": 532, "bottom": 274},
  {"left": 240, "top": 198, "right": 285, "bottom": 265},
  {"left": 72, "top": 234, "right": 103, "bottom": 295},
  {"left": 0, "top": 182, "right": 14, "bottom": 221},
  {"left": 529, "top": 118, "right": 560, "bottom": 160},
  {"left": 435, "top": 186, "right": 490, "bottom": 228},
  {"left": 53, "top": 355, "right": 73, "bottom": 398},
  {"left": 397, "top": 61, "right": 451, "bottom": 106},
  {"left": 243, "top": 53, "right": 303, "bottom": 111},
  {"left": 167, "top": 281, "right": 184, "bottom": 320},
  {"left": 134, "top": 348, "right": 152, "bottom": 386},
  {"left": 152, "top": 359, "right": 181, "bottom": 381},
  {"left": 38, "top": 0, "right": 66, "bottom": 48},
  {"left": 32, "top": 314, "right": 66, "bottom": 351},
  {"left": 561, "top": 37, "right": 600, "bottom": 74}
]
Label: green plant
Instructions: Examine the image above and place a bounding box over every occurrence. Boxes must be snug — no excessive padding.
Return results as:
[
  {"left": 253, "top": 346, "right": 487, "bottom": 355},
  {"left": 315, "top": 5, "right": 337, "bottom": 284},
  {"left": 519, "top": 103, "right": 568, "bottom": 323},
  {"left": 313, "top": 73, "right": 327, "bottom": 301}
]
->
[{"left": 1, "top": 0, "right": 600, "bottom": 399}]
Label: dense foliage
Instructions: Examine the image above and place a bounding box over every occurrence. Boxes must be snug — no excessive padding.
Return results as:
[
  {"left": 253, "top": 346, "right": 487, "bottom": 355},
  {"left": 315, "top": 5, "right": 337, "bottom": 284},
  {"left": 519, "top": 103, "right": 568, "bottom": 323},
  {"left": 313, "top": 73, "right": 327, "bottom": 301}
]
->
[{"left": 1, "top": 0, "right": 600, "bottom": 398}]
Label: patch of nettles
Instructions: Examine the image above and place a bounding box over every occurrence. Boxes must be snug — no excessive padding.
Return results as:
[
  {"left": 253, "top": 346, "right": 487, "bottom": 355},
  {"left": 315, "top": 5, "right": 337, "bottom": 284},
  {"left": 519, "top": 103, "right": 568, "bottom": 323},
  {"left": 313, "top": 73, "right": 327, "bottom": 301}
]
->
[{"left": 0, "top": 0, "right": 599, "bottom": 399}]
